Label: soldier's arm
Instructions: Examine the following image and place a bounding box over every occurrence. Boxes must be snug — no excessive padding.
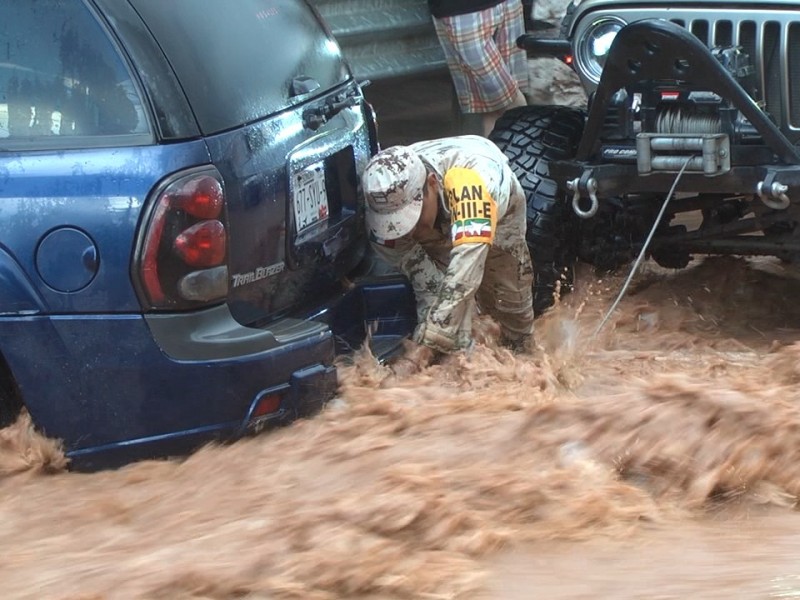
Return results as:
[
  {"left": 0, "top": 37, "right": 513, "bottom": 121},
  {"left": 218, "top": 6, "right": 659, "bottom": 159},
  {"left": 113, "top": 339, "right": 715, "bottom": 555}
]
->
[
  {"left": 415, "top": 165, "right": 498, "bottom": 352},
  {"left": 415, "top": 242, "right": 490, "bottom": 352}
]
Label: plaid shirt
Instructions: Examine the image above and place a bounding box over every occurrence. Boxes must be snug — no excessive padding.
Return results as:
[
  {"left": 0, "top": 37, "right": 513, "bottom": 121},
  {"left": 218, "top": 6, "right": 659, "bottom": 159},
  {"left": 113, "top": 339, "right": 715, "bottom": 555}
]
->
[{"left": 432, "top": 0, "right": 528, "bottom": 113}]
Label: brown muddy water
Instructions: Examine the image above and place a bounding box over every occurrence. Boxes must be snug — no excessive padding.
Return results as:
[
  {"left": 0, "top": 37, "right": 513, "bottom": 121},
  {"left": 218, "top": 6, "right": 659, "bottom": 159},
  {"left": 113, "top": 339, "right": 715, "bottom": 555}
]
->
[{"left": 4, "top": 255, "right": 800, "bottom": 599}]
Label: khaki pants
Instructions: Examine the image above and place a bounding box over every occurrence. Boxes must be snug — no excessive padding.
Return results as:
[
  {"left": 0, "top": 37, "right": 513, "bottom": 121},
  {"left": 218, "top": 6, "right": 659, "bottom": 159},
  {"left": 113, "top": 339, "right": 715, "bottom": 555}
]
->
[{"left": 476, "top": 238, "right": 534, "bottom": 344}]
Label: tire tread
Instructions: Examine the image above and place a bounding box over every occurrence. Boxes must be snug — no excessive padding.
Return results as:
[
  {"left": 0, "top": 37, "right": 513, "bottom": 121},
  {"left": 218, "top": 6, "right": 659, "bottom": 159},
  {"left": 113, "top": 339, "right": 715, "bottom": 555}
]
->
[{"left": 489, "top": 105, "right": 586, "bottom": 313}]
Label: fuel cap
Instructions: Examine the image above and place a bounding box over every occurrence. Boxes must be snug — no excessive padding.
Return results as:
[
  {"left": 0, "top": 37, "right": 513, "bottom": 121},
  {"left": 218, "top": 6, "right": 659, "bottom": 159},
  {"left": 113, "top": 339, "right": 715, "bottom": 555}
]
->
[{"left": 36, "top": 227, "right": 99, "bottom": 292}]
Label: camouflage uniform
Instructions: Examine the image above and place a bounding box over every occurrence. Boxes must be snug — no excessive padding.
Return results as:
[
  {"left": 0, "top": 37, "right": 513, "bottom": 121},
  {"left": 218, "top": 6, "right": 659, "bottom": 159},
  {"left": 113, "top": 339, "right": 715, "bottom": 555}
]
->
[{"left": 368, "top": 135, "right": 534, "bottom": 353}]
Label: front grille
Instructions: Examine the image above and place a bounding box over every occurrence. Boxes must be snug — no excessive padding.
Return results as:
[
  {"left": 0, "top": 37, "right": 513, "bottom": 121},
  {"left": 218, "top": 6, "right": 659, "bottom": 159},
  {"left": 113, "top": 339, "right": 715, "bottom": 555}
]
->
[{"left": 574, "top": 7, "right": 800, "bottom": 141}]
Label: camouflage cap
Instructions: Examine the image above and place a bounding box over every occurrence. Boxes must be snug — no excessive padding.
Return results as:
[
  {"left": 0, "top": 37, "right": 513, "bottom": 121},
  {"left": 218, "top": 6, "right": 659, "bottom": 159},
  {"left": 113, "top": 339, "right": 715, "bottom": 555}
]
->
[{"left": 363, "top": 146, "right": 426, "bottom": 240}]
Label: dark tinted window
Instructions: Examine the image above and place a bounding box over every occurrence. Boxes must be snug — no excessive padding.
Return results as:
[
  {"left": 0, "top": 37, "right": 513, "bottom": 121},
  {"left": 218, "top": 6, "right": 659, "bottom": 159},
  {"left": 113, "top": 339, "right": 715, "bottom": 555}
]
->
[
  {"left": 0, "top": 0, "right": 149, "bottom": 144},
  {"left": 129, "top": 0, "right": 350, "bottom": 134}
]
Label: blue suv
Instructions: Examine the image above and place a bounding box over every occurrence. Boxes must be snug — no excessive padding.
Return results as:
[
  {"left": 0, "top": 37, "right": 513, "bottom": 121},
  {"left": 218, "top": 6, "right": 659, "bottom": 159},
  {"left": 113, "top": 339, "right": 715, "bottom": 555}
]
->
[{"left": 0, "top": 0, "right": 415, "bottom": 469}]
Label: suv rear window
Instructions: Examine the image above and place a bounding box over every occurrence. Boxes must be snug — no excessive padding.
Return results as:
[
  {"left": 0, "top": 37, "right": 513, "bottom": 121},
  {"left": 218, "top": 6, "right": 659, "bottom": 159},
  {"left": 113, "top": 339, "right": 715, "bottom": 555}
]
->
[
  {"left": 0, "top": 0, "right": 149, "bottom": 145},
  {"left": 129, "top": 0, "right": 350, "bottom": 134}
]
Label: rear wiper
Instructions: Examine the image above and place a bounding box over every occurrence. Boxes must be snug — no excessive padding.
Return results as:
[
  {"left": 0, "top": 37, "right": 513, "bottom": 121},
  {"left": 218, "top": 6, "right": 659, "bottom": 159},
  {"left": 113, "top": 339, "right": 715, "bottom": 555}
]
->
[{"left": 303, "top": 88, "right": 361, "bottom": 131}]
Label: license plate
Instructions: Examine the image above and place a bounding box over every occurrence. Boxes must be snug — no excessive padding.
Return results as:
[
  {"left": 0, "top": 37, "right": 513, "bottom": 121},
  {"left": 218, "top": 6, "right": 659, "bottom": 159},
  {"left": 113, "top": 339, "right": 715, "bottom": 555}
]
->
[{"left": 292, "top": 162, "right": 329, "bottom": 232}]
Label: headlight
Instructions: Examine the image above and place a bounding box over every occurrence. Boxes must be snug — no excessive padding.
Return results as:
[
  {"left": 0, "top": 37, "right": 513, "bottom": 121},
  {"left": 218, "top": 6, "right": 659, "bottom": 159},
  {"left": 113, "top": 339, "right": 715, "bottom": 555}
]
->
[{"left": 575, "top": 16, "right": 627, "bottom": 84}]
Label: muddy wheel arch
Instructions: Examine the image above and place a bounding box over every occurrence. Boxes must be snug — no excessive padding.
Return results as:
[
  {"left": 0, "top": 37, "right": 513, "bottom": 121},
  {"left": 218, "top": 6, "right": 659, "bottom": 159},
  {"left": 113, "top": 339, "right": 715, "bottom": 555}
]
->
[{"left": 0, "top": 354, "right": 23, "bottom": 428}]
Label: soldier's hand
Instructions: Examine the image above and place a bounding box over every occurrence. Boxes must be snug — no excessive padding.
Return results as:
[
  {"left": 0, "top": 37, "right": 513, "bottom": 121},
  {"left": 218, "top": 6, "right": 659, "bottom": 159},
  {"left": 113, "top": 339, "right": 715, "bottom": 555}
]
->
[{"left": 390, "top": 341, "right": 436, "bottom": 378}]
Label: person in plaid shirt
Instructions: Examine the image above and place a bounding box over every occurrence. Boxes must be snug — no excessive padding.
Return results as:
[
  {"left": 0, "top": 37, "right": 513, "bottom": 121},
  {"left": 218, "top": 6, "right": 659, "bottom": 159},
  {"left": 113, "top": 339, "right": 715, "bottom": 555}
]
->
[{"left": 429, "top": 0, "right": 529, "bottom": 136}]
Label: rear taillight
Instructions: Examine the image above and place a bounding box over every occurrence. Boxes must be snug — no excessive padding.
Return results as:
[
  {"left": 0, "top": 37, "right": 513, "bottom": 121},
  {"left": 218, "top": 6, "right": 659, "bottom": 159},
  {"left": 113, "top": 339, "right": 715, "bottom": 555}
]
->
[
  {"left": 174, "top": 220, "right": 226, "bottom": 267},
  {"left": 177, "top": 175, "right": 224, "bottom": 219},
  {"left": 134, "top": 168, "right": 229, "bottom": 309}
]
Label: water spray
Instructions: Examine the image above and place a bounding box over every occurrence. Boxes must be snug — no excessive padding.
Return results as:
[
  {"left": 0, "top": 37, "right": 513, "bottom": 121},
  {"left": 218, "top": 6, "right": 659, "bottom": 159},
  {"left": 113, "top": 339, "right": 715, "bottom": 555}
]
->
[{"left": 594, "top": 155, "right": 696, "bottom": 337}]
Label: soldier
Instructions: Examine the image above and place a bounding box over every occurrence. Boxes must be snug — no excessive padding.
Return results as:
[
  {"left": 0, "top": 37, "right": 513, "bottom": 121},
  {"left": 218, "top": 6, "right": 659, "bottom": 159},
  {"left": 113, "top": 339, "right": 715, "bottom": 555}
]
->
[{"left": 363, "top": 135, "right": 534, "bottom": 373}]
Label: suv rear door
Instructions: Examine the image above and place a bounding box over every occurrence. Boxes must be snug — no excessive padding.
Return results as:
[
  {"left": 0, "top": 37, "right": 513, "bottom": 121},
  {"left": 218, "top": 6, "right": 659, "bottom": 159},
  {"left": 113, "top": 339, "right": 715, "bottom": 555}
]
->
[{"left": 123, "top": 0, "right": 373, "bottom": 325}]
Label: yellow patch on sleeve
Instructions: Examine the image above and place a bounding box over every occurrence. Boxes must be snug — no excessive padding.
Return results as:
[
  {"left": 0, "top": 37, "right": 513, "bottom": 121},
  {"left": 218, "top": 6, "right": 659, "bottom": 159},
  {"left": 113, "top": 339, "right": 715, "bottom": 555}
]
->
[{"left": 444, "top": 167, "right": 497, "bottom": 246}]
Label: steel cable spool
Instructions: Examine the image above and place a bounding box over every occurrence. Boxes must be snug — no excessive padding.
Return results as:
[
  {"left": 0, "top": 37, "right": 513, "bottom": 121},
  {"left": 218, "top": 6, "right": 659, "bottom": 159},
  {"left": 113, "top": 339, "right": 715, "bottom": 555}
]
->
[{"left": 655, "top": 107, "right": 722, "bottom": 134}]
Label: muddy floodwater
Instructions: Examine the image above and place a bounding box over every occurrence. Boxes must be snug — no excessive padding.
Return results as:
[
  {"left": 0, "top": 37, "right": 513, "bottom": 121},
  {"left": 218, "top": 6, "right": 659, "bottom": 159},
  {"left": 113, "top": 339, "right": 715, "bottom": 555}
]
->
[{"left": 5, "top": 256, "right": 800, "bottom": 599}]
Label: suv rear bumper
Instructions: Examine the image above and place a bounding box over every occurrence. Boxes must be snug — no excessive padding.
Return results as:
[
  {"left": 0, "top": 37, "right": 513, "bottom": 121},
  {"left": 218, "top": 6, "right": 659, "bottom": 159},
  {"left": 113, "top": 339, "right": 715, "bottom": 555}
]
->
[{"left": 0, "top": 277, "right": 415, "bottom": 470}]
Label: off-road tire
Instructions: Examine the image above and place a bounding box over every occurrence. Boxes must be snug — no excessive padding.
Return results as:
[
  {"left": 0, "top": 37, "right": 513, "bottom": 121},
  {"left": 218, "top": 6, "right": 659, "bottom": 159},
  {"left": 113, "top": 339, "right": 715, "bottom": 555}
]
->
[{"left": 489, "top": 105, "right": 586, "bottom": 314}]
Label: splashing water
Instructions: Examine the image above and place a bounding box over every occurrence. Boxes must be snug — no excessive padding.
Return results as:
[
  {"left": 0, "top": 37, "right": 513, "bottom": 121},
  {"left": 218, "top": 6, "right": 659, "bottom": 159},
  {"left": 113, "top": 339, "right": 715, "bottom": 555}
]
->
[
  {"left": 3, "top": 257, "right": 800, "bottom": 598},
  {"left": 0, "top": 410, "right": 67, "bottom": 478}
]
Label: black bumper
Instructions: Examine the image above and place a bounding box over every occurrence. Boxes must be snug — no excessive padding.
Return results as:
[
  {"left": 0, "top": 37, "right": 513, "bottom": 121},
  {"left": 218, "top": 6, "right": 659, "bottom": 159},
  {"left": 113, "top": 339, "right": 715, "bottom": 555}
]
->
[{"left": 578, "top": 19, "right": 800, "bottom": 165}]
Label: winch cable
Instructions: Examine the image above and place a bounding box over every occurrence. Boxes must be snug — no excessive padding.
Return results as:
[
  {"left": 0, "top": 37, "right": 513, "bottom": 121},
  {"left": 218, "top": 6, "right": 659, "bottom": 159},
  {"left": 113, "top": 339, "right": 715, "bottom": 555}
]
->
[{"left": 593, "top": 154, "right": 696, "bottom": 337}]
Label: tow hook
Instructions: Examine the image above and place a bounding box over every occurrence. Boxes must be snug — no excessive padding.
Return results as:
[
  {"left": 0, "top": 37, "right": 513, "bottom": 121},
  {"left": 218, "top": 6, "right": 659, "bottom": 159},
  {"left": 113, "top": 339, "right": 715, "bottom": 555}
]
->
[
  {"left": 756, "top": 178, "right": 791, "bottom": 210},
  {"left": 567, "top": 174, "right": 599, "bottom": 218}
]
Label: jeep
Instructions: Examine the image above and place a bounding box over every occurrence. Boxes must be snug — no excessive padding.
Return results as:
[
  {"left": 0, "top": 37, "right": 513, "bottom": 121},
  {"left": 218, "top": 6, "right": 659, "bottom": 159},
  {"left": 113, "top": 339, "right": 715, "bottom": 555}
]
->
[{"left": 489, "top": 0, "right": 800, "bottom": 313}]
